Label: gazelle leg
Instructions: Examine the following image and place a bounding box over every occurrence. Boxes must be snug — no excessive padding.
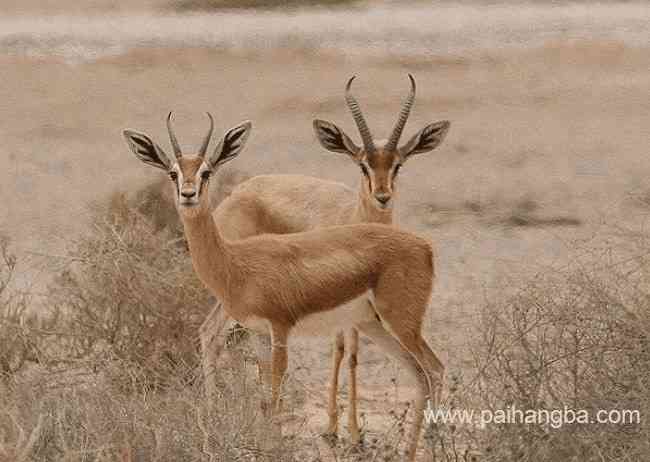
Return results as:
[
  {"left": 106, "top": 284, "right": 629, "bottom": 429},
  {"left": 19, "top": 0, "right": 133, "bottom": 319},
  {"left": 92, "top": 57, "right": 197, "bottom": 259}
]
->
[
  {"left": 270, "top": 323, "right": 289, "bottom": 413},
  {"left": 346, "top": 328, "right": 361, "bottom": 444},
  {"left": 357, "top": 317, "right": 439, "bottom": 462},
  {"left": 326, "top": 331, "right": 345, "bottom": 436},
  {"left": 415, "top": 337, "right": 445, "bottom": 409},
  {"left": 199, "top": 302, "right": 231, "bottom": 398}
]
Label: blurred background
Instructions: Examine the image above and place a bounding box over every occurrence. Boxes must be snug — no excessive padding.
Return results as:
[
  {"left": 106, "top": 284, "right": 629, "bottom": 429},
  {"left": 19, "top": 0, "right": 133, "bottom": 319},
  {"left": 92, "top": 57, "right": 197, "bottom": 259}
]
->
[
  {"left": 1, "top": 1, "right": 649, "bottom": 459},
  {"left": 2, "top": 0, "right": 649, "bottom": 317}
]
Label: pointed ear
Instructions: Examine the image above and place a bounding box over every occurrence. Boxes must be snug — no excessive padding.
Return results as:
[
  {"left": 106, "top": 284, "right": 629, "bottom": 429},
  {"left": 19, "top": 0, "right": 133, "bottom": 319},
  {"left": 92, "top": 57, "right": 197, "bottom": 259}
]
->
[
  {"left": 208, "top": 121, "right": 252, "bottom": 169},
  {"left": 398, "top": 120, "right": 450, "bottom": 160},
  {"left": 313, "top": 119, "right": 360, "bottom": 159},
  {"left": 123, "top": 130, "right": 173, "bottom": 171}
]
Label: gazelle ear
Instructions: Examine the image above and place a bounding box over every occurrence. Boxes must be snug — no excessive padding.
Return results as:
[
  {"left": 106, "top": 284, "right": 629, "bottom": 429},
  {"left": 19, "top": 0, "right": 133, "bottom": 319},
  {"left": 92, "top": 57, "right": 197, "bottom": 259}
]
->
[
  {"left": 398, "top": 121, "right": 450, "bottom": 160},
  {"left": 208, "top": 121, "right": 252, "bottom": 169},
  {"left": 313, "top": 119, "right": 360, "bottom": 159},
  {"left": 123, "top": 130, "right": 173, "bottom": 171}
]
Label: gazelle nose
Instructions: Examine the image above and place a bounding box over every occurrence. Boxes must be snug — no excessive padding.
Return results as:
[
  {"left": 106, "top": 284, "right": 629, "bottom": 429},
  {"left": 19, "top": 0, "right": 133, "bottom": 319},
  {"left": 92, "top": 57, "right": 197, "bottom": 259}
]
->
[
  {"left": 181, "top": 188, "right": 196, "bottom": 199},
  {"left": 375, "top": 194, "right": 391, "bottom": 205}
]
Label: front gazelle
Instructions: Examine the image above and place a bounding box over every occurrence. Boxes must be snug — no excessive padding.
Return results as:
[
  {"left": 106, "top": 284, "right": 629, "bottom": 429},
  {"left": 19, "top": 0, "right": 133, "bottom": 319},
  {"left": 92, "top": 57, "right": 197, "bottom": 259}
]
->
[{"left": 123, "top": 113, "right": 444, "bottom": 461}]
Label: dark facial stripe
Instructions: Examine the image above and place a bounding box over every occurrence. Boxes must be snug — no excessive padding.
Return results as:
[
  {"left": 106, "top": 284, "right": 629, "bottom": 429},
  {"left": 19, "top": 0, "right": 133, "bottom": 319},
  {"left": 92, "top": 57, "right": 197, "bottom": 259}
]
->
[
  {"left": 170, "top": 174, "right": 180, "bottom": 197},
  {"left": 198, "top": 173, "right": 209, "bottom": 197},
  {"left": 391, "top": 164, "right": 401, "bottom": 188},
  {"left": 360, "top": 162, "right": 372, "bottom": 191}
]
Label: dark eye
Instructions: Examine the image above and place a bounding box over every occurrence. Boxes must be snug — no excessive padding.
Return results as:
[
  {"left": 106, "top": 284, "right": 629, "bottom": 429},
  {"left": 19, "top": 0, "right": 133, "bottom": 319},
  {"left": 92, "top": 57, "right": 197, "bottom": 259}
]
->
[
  {"left": 201, "top": 170, "right": 211, "bottom": 180},
  {"left": 169, "top": 171, "right": 178, "bottom": 181},
  {"left": 393, "top": 164, "right": 402, "bottom": 177},
  {"left": 360, "top": 163, "right": 369, "bottom": 177}
]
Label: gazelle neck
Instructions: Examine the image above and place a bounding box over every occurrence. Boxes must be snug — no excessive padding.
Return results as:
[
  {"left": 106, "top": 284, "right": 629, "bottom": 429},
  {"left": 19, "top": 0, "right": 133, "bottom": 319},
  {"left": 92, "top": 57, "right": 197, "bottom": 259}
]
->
[
  {"left": 353, "top": 181, "right": 394, "bottom": 225},
  {"left": 179, "top": 208, "right": 232, "bottom": 301}
]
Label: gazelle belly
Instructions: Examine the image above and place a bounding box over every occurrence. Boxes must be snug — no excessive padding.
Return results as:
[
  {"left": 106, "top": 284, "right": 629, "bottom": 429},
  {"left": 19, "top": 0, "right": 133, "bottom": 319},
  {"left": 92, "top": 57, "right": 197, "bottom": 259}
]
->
[{"left": 292, "top": 293, "right": 375, "bottom": 337}]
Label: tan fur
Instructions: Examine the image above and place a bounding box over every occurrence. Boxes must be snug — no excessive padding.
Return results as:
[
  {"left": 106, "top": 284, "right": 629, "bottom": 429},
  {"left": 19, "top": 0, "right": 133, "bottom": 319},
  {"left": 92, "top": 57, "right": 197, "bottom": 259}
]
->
[
  {"left": 205, "top": 87, "right": 450, "bottom": 443},
  {"left": 171, "top": 152, "right": 441, "bottom": 460},
  {"left": 210, "top": 131, "right": 448, "bottom": 441},
  {"left": 212, "top": 170, "right": 394, "bottom": 441},
  {"left": 124, "top": 114, "right": 446, "bottom": 461}
]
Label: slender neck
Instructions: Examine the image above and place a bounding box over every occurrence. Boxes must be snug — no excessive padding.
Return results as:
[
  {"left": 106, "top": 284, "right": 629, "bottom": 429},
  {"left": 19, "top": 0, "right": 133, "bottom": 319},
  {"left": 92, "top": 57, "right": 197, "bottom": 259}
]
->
[
  {"left": 353, "top": 181, "right": 394, "bottom": 225},
  {"left": 180, "top": 208, "right": 231, "bottom": 301}
]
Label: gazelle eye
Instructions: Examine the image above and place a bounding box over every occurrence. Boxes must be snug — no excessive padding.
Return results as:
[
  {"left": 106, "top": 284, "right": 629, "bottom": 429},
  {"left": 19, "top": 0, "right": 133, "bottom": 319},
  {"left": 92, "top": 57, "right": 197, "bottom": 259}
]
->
[
  {"left": 393, "top": 164, "right": 402, "bottom": 177},
  {"left": 360, "top": 164, "right": 369, "bottom": 177},
  {"left": 169, "top": 171, "right": 178, "bottom": 181},
  {"left": 201, "top": 170, "right": 211, "bottom": 180}
]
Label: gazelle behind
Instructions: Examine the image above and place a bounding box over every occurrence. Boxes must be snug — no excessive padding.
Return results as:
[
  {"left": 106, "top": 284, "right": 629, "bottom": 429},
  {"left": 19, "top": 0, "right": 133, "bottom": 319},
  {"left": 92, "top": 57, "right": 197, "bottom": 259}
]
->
[
  {"left": 123, "top": 114, "right": 444, "bottom": 461},
  {"left": 209, "top": 74, "right": 450, "bottom": 442}
]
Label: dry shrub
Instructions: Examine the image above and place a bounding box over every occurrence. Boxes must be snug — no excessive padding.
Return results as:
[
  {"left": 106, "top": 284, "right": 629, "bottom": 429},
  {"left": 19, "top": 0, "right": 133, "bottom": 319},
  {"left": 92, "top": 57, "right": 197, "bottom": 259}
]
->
[
  {"left": 0, "top": 358, "right": 297, "bottom": 461},
  {"left": 0, "top": 238, "right": 42, "bottom": 381},
  {"left": 48, "top": 186, "right": 211, "bottom": 386},
  {"left": 44, "top": 167, "right": 250, "bottom": 385},
  {"left": 467, "top": 228, "right": 650, "bottom": 461},
  {"left": 0, "top": 171, "right": 305, "bottom": 461}
]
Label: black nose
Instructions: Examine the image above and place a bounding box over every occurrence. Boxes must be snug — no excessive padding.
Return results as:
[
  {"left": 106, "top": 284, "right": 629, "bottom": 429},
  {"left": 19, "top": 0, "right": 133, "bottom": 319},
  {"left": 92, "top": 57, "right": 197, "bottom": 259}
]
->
[
  {"left": 181, "top": 190, "right": 196, "bottom": 199},
  {"left": 376, "top": 194, "right": 390, "bottom": 205}
]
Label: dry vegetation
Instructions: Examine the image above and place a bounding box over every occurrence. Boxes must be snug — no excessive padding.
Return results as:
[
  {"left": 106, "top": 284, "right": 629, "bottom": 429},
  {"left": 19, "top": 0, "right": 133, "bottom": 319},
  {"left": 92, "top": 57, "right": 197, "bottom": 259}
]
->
[
  {"left": 2, "top": 180, "right": 648, "bottom": 461},
  {"left": 2, "top": 0, "right": 650, "bottom": 459},
  {"left": 0, "top": 180, "right": 298, "bottom": 461},
  {"left": 449, "top": 228, "right": 650, "bottom": 461}
]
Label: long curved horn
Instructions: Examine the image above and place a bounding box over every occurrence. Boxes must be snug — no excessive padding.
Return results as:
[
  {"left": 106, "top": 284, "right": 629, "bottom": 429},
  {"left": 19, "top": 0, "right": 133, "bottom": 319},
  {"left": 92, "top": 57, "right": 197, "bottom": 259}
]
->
[
  {"left": 198, "top": 112, "right": 214, "bottom": 158},
  {"left": 386, "top": 74, "right": 416, "bottom": 151},
  {"left": 345, "top": 76, "right": 375, "bottom": 153},
  {"left": 166, "top": 112, "right": 182, "bottom": 159}
]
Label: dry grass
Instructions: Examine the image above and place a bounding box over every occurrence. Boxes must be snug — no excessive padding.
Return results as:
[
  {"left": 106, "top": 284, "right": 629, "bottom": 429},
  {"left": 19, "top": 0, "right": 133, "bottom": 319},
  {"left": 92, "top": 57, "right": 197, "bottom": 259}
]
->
[
  {"left": 47, "top": 187, "right": 210, "bottom": 387},
  {"left": 2, "top": 177, "right": 649, "bottom": 460},
  {"left": 0, "top": 237, "right": 34, "bottom": 380},
  {"left": 455, "top": 228, "right": 650, "bottom": 461},
  {"left": 0, "top": 358, "right": 299, "bottom": 461},
  {"left": 0, "top": 185, "right": 427, "bottom": 461},
  {"left": 0, "top": 182, "right": 299, "bottom": 461}
]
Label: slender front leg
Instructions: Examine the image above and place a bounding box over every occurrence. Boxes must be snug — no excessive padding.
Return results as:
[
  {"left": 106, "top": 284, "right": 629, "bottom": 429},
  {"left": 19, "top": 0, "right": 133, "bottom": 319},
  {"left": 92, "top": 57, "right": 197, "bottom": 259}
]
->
[
  {"left": 326, "top": 331, "right": 345, "bottom": 435},
  {"left": 199, "top": 302, "right": 231, "bottom": 398},
  {"left": 270, "top": 323, "right": 289, "bottom": 413},
  {"left": 346, "top": 328, "right": 361, "bottom": 444}
]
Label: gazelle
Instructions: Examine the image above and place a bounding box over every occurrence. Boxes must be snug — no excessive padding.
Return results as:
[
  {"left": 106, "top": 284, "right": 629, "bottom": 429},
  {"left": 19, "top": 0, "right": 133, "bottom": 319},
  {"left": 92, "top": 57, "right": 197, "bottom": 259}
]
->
[
  {"left": 208, "top": 75, "right": 450, "bottom": 442},
  {"left": 123, "top": 114, "right": 444, "bottom": 461}
]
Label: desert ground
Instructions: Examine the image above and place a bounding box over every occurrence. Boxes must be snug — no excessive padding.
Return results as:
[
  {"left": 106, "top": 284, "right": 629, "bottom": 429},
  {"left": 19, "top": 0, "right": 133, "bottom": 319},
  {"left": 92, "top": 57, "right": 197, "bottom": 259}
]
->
[{"left": 1, "top": 1, "right": 649, "bottom": 459}]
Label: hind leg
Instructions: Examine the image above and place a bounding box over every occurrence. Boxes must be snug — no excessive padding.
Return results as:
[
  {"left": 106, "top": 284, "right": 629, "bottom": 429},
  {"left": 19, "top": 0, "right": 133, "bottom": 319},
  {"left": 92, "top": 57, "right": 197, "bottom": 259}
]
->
[
  {"left": 357, "top": 318, "right": 432, "bottom": 462},
  {"left": 414, "top": 337, "right": 444, "bottom": 409}
]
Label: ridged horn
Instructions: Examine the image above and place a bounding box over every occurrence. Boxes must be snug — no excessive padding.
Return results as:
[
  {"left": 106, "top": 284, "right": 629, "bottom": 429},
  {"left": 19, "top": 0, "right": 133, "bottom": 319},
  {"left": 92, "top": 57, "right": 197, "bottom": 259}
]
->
[
  {"left": 345, "top": 76, "right": 375, "bottom": 153},
  {"left": 385, "top": 74, "right": 416, "bottom": 151},
  {"left": 198, "top": 112, "right": 214, "bottom": 158},
  {"left": 166, "top": 112, "right": 182, "bottom": 159}
]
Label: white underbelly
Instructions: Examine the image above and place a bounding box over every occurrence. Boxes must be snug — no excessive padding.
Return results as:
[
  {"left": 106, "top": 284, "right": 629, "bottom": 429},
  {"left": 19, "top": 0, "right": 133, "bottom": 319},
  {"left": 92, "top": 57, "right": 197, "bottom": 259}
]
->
[
  {"left": 291, "top": 294, "right": 375, "bottom": 337},
  {"left": 238, "top": 293, "right": 376, "bottom": 338}
]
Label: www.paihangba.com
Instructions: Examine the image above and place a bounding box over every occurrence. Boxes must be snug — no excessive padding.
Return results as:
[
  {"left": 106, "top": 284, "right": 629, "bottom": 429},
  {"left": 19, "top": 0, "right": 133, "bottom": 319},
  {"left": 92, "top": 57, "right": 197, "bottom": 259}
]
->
[{"left": 425, "top": 402, "right": 642, "bottom": 429}]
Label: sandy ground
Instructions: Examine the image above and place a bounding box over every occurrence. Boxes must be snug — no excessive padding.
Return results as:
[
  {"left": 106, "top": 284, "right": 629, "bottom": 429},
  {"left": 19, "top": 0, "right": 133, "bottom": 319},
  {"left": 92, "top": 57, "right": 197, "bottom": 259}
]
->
[{"left": 2, "top": 1, "right": 650, "bottom": 445}]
